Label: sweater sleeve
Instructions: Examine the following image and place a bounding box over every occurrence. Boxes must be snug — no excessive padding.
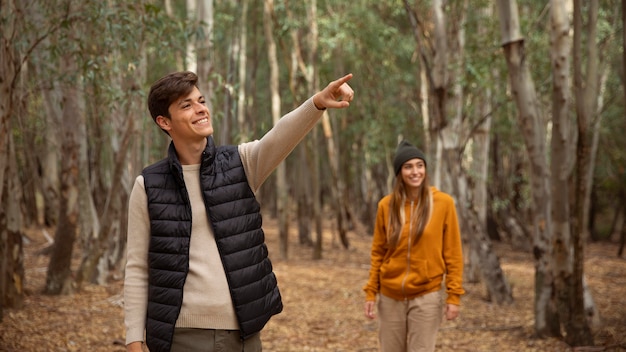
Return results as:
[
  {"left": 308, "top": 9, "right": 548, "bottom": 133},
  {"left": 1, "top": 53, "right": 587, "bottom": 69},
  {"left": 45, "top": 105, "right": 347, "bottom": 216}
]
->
[
  {"left": 124, "top": 176, "right": 150, "bottom": 345},
  {"left": 239, "top": 97, "right": 324, "bottom": 192},
  {"left": 442, "top": 197, "right": 465, "bottom": 305}
]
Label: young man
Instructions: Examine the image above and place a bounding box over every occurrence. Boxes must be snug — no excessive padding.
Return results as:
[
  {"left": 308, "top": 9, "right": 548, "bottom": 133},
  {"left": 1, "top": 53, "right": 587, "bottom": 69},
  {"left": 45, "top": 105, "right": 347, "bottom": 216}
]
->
[{"left": 124, "top": 71, "right": 354, "bottom": 352}]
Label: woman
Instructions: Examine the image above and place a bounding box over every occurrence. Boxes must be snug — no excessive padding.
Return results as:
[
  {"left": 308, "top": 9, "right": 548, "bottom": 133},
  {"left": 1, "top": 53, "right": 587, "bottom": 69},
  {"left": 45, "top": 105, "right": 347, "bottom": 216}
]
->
[{"left": 363, "top": 140, "right": 464, "bottom": 352}]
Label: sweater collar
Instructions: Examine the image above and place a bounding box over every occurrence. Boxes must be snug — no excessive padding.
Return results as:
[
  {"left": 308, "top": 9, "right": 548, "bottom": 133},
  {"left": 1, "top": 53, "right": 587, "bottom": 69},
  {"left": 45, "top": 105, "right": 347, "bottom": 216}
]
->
[{"left": 167, "top": 136, "right": 217, "bottom": 186}]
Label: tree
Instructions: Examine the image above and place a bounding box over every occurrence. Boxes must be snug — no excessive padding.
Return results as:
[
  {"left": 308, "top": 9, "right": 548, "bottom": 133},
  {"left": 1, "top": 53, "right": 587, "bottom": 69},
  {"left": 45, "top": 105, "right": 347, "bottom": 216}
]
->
[
  {"left": 44, "top": 47, "right": 82, "bottom": 294},
  {"left": 264, "top": 0, "right": 291, "bottom": 260},
  {"left": 563, "top": 0, "right": 598, "bottom": 344},
  {"left": 404, "top": 0, "right": 513, "bottom": 305},
  {"left": 497, "top": 0, "right": 560, "bottom": 337},
  {"left": 549, "top": 0, "right": 594, "bottom": 344},
  {"left": 0, "top": 0, "right": 71, "bottom": 310}
]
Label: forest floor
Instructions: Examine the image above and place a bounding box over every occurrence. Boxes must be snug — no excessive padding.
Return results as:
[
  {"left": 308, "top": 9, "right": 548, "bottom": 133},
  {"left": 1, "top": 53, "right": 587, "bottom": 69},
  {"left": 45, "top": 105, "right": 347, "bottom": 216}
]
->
[{"left": 1, "top": 217, "right": 625, "bottom": 352}]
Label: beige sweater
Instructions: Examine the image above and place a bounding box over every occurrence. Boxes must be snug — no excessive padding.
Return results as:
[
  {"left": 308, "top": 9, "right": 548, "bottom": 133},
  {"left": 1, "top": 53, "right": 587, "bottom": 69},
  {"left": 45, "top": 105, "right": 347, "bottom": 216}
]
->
[{"left": 124, "top": 98, "right": 324, "bottom": 345}]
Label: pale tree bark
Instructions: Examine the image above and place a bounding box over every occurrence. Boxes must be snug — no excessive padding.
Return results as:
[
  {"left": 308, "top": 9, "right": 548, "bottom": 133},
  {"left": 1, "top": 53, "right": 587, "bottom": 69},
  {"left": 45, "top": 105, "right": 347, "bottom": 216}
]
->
[
  {"left": 402, "top": 0, "right": 438, "bottom": 176},
  {"left": 44, "top": 52, "right": 83, "bottom": 295},
  {"left": 0, "top": 136, "right": 25, "bottom": 320},
  {"left": 197, "top": 0, "right": 215, "bottom": 115},
  {"left": 164, "top": 0, "right": 184, "bottom": 70},
  {"left": 311, "top": 130, "right": 323, "bottom": 260},
  {"left": 0, "top": 0, "right": 14, "bottom": 241},
  {"left": 619, "top": 0, "right": 626, "bottom": 258},
  {"left": 76, "top": 72, "right": 143, "bottom": 286},
  {"left": 0, "top": 0, "right": 47, "bottom": 313},
  {"left": 310, "top": 0, "right": 349, "bottom": 249},
  {"left": 431, "top": 0, "right": 447, "bottom": 191},
  {"left": 75, "top": 0, "right": 149, "bottom": 285},
  {"left": 285, "top": 2, "right": 314, "bottom": 248},
  {"left": 76, "top": 78, "right": 98, "bottom": 284},
  {"left": 38, "top": 78, "right": 62, "bottom": 227},
  {"left": 306, "top": 1, "right": 323, "bottom": 260},
  {"left": 284, "top": 0, "right": 327, "bottom": 257},
  {"left": 218, "top": 4, "right": 237, "bottom": 145},
  {"left": 0, "top": 1, "right": 17, "bottom": 318},
  {"left": 497, "top": 0, "right": 560, "bottom": 337},
  {"left": 263, "top": 0, "right": 290, "bottom": 260},
  {"left": 236, "top": 0, "right": 249, "bottom": 140},
  {"left": 320, "top": 110, "right": 350, "bottom": 249},
  {"left": 76, "top": 115, "right": 135, "bottom": 285},
  {"left": 405, "top": 0, "right": 513, "bottom": 304},
  {"left": 186, "top": 0, "right": 198, "bottom": 73},
  {"left": 564, "top": 0, "right": 596, "bottom": 344},
  {"left": 585, "top": 68, "right": 607, "bottom": 246},
  {"left": 549, "top": 1, "right": 583, "bottom": 343},
  {"left": 465, "top": 5, "right": 495, "bottom": 285},
  {"left": 187, "top": 0, "right": 215, "bottom": 94}
]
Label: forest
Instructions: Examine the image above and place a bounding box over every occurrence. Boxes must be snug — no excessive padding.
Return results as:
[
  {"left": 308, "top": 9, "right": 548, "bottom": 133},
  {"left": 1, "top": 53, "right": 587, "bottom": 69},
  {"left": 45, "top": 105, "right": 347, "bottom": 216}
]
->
[{"left": 1, "top": 0, "right": 625, "bottom": 351}]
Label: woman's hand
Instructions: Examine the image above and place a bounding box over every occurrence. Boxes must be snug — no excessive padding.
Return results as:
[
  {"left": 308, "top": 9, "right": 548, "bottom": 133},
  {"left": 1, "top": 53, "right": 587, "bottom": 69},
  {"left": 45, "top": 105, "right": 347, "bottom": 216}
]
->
[
  {"left": 364, "top": 300, "right": 376, "bottom": 319},
  {"left": 445, "top": 303, "right": 460, "bottom": 320}
]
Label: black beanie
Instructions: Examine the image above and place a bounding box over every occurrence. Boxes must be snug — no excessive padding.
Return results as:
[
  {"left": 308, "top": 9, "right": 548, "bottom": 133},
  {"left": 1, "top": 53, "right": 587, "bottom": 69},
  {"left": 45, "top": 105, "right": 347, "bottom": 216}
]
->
[{"left": 393, "top": 140, "right": 427, "bottom": 175}]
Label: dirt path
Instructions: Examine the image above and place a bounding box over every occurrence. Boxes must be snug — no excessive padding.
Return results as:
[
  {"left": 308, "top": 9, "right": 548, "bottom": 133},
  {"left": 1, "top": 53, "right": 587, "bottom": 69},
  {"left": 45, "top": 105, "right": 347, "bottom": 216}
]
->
[{"left": 1, "top": 220, "right": 625, "bottom": 351}]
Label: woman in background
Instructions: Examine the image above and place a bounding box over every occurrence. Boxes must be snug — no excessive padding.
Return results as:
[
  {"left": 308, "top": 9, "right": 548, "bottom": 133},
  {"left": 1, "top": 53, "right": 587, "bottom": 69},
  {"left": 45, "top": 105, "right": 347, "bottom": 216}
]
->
[{"left": 363, "top": 140, "right": 465, "bottom": 352}]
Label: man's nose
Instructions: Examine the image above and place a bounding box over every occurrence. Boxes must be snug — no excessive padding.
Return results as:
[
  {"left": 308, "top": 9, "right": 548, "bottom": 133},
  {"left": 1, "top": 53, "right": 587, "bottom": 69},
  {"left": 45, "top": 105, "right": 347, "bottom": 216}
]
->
[{"left": 194, "top": 102, "right": 207, "bottom": 112}]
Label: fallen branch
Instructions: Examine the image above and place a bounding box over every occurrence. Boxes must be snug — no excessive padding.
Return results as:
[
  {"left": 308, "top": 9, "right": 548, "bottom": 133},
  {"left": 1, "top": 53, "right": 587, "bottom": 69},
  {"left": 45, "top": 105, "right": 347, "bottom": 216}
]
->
[
  {"left": 443, "top": 325, "right": 524, "bottom": 332},
  {"left": 573, "top": 343, "right": 626, "bottom": 352}
]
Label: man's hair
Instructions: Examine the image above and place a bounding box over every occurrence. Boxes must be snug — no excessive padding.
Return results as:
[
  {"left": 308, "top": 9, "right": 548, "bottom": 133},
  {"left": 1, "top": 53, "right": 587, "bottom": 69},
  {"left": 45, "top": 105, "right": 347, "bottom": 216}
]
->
[{"left": 148, "top": 71, "right": 199, "bottom": 122}]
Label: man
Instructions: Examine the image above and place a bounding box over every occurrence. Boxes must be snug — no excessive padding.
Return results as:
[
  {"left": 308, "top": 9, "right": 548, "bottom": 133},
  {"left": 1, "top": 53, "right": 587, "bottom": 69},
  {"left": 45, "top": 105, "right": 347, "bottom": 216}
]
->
[{"left": 124, "top": 71, "right": 354, "bottom": 352}]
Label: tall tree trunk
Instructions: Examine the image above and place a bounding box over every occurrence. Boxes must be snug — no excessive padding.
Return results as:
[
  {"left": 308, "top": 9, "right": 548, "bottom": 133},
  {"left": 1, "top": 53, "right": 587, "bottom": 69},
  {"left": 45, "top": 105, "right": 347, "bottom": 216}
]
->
[
  {"left": 39, "top": 78, "right": 62, "bottom": 227},
  {"left": 406, "top": 0, "right": 513, "bottom": 305},
  {"left": 44, "top": 54, "right": 83, "bottom": 295},
  {"left": 620, "top": 0, "right": 626, "bottom": 258},
  {"left": 0, "top": 0, "right": 16, "bottom": 320},
  {"left": 497, "top": 0, "right": 560, "bottom": 337},
  {"left": 1, "top": 0, "right": 30, "bottom": 314},
  {"left": 1, "top": 137, "right": 25, "bottom": 314},
  {"left": 76, "top": 93, "right": 136, "bottom": 285},
  {"left": 311, "top": 133, "right": 323, "bottom": 260},
  {"left": 236, "top": 0, "right": 249, "bottom": 140},
  {"left": 321, "top": 112, "right": 350, "bottom": 249},
  {"left": 283, "top": 3, "right": 310, "bottom": 248},
  {"left": 195, "top": 0, "right": 214, "bottom": 115},
  {"left": 76, "top": 129, "right": 133, "bottom": 285},
  {"left": 306, "top": 4, "right": 324, "bottom": 260},
  {"left": 549, "top": 0, "right": 581, "bottom": 342},
  {"left": 297, "top": 146, "right": 313, "bottom": 246},
  {"left": 284, "top": 0, "right": 325, "bottom": 255},
  {"left": 219, "top": 11, "right": 237, "bottom": 145},
  {"left": 565, "top": 0, "right": 596, "bottom": 344},
  {"left": 309, "top": 0, "right": 349, "bottom": 249},
  {"left": 263, "top": 0, "right": 289, "bottom": 259},
  {"left": 186, "top": 0, "right": 198, "bottom": 73}
]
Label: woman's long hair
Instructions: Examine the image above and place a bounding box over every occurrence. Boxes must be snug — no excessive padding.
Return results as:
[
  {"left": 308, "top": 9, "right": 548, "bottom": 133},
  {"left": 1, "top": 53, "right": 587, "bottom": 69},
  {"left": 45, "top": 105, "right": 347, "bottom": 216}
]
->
[{"left": 386, "top": 172, "right": 432, "bottom": 247}]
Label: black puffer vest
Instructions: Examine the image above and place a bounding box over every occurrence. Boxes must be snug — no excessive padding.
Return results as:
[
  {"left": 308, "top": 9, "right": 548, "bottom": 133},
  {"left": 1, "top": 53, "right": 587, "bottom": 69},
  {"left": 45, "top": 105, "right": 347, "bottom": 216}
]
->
[{"left": 142, "top": 137, "right": 283, "bottom": 352}]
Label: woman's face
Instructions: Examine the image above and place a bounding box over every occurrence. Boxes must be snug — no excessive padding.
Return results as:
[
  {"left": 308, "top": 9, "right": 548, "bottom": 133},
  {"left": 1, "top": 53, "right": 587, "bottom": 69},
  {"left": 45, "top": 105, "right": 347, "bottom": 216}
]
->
[{"left": 400, "top": 158, "right": 426, "bottom": 190}]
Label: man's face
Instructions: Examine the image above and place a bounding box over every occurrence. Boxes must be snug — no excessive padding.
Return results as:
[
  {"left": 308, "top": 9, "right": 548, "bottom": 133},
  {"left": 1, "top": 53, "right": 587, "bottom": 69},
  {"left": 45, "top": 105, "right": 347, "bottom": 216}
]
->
[{"left": 157, "top": 86, "right": 213, "bottom": 142}]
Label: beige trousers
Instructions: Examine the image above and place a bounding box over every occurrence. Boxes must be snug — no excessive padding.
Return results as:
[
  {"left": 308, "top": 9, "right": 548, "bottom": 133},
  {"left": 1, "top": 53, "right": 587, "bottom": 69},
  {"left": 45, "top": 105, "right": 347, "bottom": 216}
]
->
[
  {"left": 377, "top": 290, "right": 443, "bottom": 352},
  {"left": 171, "top": 328, "right": 262, "bottom": 352}
]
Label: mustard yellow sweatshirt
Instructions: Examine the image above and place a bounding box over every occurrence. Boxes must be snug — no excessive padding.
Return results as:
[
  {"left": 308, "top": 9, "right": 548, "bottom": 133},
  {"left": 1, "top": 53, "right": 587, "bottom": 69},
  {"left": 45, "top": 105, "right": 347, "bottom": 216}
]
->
[{"left": 363, "top": 187, "right": 465, "bottom": 305}]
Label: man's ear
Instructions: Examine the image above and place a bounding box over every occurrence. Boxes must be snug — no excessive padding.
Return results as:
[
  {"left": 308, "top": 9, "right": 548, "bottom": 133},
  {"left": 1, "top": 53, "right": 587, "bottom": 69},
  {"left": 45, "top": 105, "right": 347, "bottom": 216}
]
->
[{"left": 156, "top": 115, "right": 171, "bottom": 131}]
